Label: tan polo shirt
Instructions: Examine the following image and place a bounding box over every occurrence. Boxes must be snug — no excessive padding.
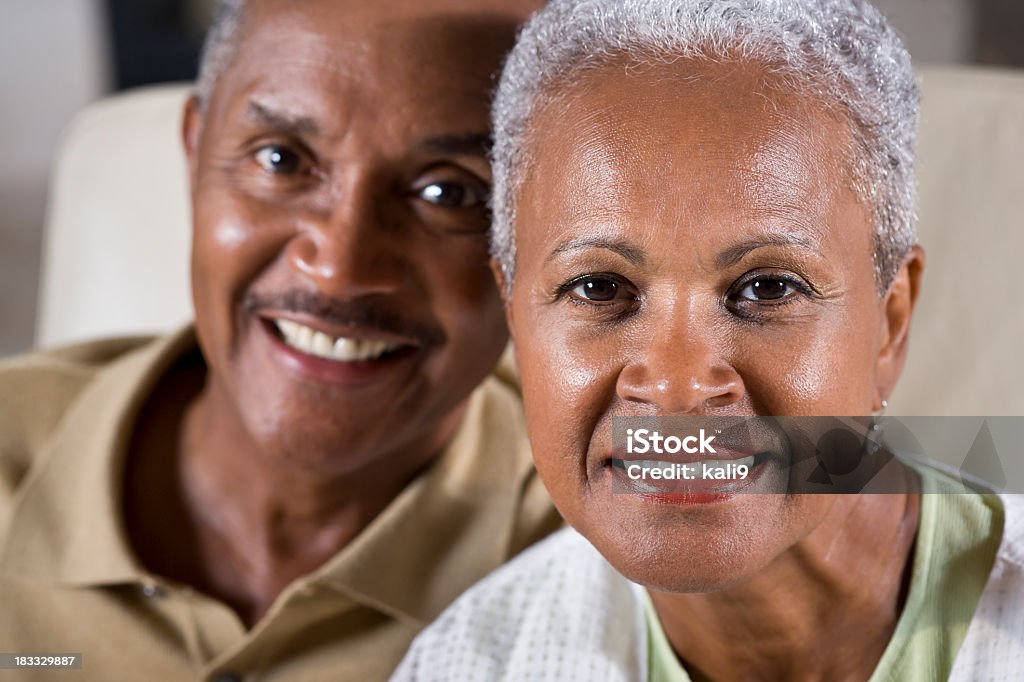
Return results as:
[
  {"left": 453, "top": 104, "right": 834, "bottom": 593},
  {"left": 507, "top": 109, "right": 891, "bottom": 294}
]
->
[{"left": 0, "top": 327, "right": 560, "bottom": 681}]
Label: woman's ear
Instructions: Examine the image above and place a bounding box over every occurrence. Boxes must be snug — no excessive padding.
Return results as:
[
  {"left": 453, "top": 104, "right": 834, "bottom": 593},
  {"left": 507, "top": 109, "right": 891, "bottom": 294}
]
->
[
  {"left": 181, "top": 95, "right": 203, "bottom": 195},
  {"left": 490, "top": 257, "right": 515, "bottom": 338},
  {"left": 874, "top": 245, "right": 926, "bottom": 406}
]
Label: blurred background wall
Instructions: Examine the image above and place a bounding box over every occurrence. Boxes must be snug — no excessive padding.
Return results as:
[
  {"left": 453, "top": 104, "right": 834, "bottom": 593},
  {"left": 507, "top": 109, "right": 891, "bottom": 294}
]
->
[
  {"left": 0, "top": 0, "right": 1021, "bottom": 357},
  {"left": 0, "top": 0, "right": 109, "bottom": 356}
]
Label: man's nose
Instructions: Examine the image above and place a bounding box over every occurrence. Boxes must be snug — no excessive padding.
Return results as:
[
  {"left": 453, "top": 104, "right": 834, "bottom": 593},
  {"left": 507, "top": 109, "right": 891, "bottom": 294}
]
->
[
  {"left": 615, "top": 300, "right": 744, "bottom": 414},
  {"left": 285, "top": 182, "right": 405, "bottom": 298}
]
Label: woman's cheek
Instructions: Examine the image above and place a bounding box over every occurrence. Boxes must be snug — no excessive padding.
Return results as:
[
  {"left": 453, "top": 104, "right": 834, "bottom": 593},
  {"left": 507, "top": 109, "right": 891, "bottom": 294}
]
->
[
  {"left": 519, "top": 322, "right": 612, "bottom": 480},
  {"left": 738, "top": 317, "right": 876, "bottom": 414}
]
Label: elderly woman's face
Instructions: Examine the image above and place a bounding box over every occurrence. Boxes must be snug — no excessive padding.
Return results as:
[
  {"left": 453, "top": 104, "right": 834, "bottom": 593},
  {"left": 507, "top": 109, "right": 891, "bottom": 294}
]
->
[{"left": 507, "top": 62, "right": 915, "bottom": 590}]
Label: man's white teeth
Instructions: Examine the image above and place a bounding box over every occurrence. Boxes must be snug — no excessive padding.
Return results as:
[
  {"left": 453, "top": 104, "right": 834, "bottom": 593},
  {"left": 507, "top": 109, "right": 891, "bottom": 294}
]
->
[{"left": 274, "top": 319, "right": 397, "bottom": 362}]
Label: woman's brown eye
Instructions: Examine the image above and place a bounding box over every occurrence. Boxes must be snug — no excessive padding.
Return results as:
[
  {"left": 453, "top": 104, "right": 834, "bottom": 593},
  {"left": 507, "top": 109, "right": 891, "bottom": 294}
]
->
[
  {"left": 571, "top": 277, "right": 620, "bottom": 302},
  {"left": 738, "top": 276, "right": 794, "bottom": 301}
]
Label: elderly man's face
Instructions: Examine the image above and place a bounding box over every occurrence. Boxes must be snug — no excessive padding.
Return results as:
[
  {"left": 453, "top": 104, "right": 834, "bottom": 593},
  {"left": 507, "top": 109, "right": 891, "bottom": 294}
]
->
[
  {"left": 184, "top": 0, "right": 539, "bottom": 472},
  {"left": 507, "top": 61, "right": 919, "bottom": 591}
]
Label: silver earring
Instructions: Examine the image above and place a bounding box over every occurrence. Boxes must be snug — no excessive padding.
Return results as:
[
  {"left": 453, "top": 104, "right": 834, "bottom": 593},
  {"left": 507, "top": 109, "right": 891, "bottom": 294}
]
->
[
  {"left": 866, "top": 400, "right": 888, "bottom": 455},
  {"left": 871, "top": 399, "right": 888, "bottom": 425}
]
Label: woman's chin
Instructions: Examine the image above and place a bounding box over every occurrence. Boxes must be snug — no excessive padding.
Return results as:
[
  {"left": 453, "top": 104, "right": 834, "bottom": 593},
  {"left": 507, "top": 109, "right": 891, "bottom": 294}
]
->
[
  {"left": 627, "top": 559, "right": 765, "bottom": 594},
  {"left": 573, "top": 493, "right": 810, "bottom": 595}
]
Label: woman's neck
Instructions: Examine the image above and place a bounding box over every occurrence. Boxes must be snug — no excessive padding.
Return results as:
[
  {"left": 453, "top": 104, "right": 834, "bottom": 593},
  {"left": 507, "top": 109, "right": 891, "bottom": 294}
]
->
[{"left": 649, "top": 488, "right": 921, "bottom": 682}]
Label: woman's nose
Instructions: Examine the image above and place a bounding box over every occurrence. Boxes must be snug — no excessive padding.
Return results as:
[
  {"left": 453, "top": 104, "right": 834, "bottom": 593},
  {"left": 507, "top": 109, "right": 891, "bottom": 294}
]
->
[{"left": 615, "top": 303, "right": 744, "bottom": 414}]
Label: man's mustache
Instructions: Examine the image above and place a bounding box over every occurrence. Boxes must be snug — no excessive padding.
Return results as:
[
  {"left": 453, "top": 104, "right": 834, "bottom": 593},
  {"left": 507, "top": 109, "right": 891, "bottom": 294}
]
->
[{"left": 244, "top": 289, "right": 446, "bottom": 348}]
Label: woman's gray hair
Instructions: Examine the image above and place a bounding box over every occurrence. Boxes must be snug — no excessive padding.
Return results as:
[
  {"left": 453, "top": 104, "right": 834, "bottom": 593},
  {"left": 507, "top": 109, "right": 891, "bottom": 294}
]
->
[
  {"left": 196, "top": 0, "right": 248, "bottom": 108},
  {"left": 491, "top": 0, "right": 919, "bottom": 292}
]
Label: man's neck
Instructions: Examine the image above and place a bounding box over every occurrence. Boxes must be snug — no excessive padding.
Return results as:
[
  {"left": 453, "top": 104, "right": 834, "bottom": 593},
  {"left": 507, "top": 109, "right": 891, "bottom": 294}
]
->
[{"left": 125, "top": 361, "right": 461, "bottom": 628}]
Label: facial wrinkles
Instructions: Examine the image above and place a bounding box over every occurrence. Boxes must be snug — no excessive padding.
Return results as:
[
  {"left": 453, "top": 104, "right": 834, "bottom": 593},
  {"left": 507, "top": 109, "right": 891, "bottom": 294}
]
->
[
  {"left": 743, "top": 105, "right": 847, "bottom": 233},
  {"left": 505, "top": 60, "right": 893, "bottom": 604},
  {"left": 550, "top": 88, "right": 814, "bottom": 274},
  {"left": 521, "top": 101, "right": 647, "bottom": 264},
  {"left": 652, "top": 67, "right": 840, "bottom": 252},
  {"left": 224, "top": 15, "right": 496, "bottom": 163},
  {"left": 669, "top": 115, "right": 826, "bottom": 274},
  {"left": 526, "top": 67, "right": 873, "bottom": 423},
  {"left": 204, "top": 70, "right": 359, "bottom": 205},
  {"left": 187, "top": 0, "right": 523, "bottom": 478},
  {"left": 724, "top": 127, "right": 871, "bottom": 414}
]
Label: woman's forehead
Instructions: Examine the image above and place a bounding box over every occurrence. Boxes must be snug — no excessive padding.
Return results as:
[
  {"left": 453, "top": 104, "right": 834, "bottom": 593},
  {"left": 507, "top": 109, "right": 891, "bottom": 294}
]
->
[{"left": 517, "top": 61, "right": 867, "bottom": 253}]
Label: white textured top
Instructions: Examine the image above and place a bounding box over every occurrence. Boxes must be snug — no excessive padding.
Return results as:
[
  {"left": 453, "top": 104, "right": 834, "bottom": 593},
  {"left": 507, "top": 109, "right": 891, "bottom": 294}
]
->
[
  {"left": 393, "top": 494, "right": 1024, "bottom": 681},
  {"left": 391, "top": 527, "right": 647, "bottom": 681},
  {"left": 950, "top": 493, "right": 1024, "bottom": 680}
]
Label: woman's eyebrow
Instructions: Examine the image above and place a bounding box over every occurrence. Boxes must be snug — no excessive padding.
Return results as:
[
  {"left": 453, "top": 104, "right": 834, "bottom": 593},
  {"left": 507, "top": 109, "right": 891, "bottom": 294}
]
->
[
  {"left": 714, "top": 233, "right": 822, "bottom": 268},
  {"left": 547, "top": 237, "right": 647, "bottom": 265}
]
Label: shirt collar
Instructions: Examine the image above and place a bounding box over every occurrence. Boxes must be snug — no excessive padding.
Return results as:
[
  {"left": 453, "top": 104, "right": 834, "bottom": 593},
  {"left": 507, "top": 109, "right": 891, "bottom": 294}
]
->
[{"left": 308, "top": 374, "right": 536, "bottom": 624}]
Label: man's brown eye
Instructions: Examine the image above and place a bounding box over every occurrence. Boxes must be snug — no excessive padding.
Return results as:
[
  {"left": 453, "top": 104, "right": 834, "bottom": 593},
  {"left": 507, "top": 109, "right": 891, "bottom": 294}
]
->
[
  {"left": 418, "top": 181, "right": 483, "bottom": 208},
  {"left": 571, "top": 277, "right": 620, "bottom": 302},
  {"left": 254, "top": 145, "right": 303, "bottom": 174}
]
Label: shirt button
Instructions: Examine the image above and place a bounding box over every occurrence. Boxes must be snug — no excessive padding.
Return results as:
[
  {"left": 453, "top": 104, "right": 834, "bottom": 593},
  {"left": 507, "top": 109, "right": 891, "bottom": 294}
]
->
[{"left": 212, "top": 672, "right": 242, "bottom": 682}]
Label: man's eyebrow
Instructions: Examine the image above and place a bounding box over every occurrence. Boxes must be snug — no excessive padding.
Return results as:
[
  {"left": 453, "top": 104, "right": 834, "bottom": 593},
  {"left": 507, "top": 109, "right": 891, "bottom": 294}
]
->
[
  {"left": 715, "top": 232, "right": 822, "bottom": 268},
  {"left": 548, "top": 237, "right": 647, "bottom": 265},
  {"left": 246, "top": 101, "right": 320, "bottom": 136},
  {"left": 420, "top": 133, "right": 491, "bottom": 156}
]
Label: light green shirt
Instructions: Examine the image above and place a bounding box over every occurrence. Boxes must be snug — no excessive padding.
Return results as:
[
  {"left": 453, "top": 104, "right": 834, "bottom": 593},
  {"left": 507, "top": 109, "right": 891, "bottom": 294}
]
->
[{"left": 647, "top": 466, "right": 1004, "bottom": 682}]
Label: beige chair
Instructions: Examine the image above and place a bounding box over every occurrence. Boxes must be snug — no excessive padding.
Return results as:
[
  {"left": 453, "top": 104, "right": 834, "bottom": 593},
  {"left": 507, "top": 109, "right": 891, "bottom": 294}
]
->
[
  {"left": 37, "top": 83, "right": 194, "bottom": 348},
  {"left": 891, "top": 67, "right": 1024, "bottom": 416},
  {"left": 36, "top": 68, "right": 1024, "bottom": 415}
]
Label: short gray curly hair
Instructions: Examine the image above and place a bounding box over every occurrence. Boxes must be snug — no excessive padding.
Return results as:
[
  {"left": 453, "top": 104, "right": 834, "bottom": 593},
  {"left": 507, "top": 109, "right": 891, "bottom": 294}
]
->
[
  {"left": 491, "top": 0, "right": 919, "bottom": 292},
  {"left": 196, "top": 0, "right": 248, "bottom": 108}
]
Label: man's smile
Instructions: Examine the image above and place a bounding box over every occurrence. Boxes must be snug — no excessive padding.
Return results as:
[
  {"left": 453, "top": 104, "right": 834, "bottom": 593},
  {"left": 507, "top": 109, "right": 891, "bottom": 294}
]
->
[
  {"left": 271, "top": 317, "right": 407, "bottom": 363},
  {"left": 256, "top": 313, "right": 426, "bottom": 388}
]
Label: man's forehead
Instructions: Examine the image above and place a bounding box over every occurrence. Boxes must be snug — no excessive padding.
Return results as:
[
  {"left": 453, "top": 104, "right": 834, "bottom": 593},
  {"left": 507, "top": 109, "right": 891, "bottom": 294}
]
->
[
  {"left": 246, "top": 0, "right": 542, "bottom": 36},
  {"left": 206, "top": 1, "right": 531, "bottom": 132},
  {"left": 242, "top": 97, "right": 492, "bottom": 154},
  {"left": 222, "top": 0, "right": 534, "bottom": 100}
]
